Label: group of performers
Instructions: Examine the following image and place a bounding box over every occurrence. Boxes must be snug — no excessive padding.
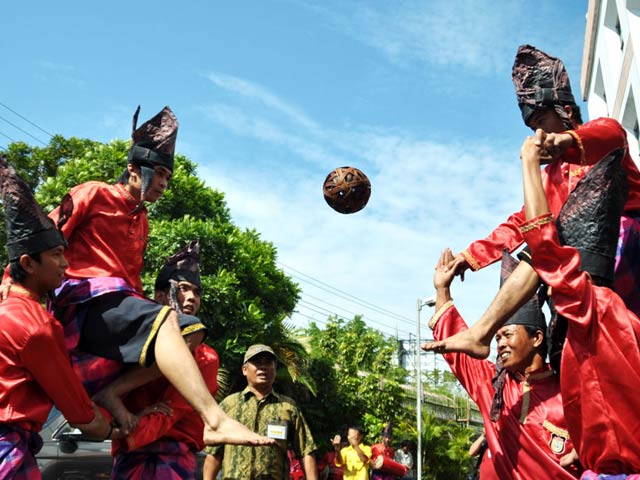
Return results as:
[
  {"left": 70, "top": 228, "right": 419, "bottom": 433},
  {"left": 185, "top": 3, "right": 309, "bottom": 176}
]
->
[
  {"left": 0, "top": 106, "right": 276, "bottom": 479},
  {"left": 2, "top": 41, "right": 640, "bottom": 480},
  {"left": 423, "top": 45, "right": 640, "bottom": 479}
]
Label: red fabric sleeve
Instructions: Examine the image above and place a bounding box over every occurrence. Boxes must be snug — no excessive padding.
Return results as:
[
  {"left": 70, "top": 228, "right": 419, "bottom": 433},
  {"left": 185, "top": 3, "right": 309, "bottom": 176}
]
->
[
  {"left": 564, "top": 117, "right": 628, "bottom": 166},
  {"left": 520, "top": 217, "right": 595, "bottom": 333},
  {"left": 122, "top": 345, "right": 218, "bottom": 451},
  {"left": 122, "top": 390, "right": 194, "bottom": 451},
  {"left": 20, "top": 322, "right": 95, "bottom": 424},
  {"left": 49, "top": 182, "right": 94, "bottom": 242},
  {"left": 462, "top": 209, "right": 527, "bottom": 270},
  {"left": 430, "top": 303, "right": 497, "bottom": 406}
]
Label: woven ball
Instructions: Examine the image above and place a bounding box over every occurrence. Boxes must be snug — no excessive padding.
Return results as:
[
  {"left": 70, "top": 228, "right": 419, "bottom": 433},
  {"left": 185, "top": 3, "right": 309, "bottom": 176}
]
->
[{"left": 323, "top": 166, "right": 371, "bottom": 214}]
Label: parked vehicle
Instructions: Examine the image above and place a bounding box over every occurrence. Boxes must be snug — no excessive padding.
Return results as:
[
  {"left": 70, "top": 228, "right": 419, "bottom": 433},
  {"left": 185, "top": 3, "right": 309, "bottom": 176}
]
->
[{"left": 36, "top": 408, "right": 205, "bottom": 479}]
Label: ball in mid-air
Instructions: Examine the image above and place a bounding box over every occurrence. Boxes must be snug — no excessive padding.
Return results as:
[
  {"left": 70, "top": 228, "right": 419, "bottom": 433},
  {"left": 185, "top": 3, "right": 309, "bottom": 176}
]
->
[{"left": 323, "top": 166, "right": 371, "bottom": 214}]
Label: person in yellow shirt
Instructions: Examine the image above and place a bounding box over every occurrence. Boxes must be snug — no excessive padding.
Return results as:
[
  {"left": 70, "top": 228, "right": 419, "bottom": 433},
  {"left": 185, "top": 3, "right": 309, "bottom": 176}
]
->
[{"left": 333, "top": 425, "right": 372, "bottom": 480}]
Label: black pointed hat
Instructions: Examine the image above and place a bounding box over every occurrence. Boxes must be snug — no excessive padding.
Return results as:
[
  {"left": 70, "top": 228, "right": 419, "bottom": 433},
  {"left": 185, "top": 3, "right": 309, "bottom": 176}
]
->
[
  {"left": 556, "top": 148, "right": 628, "bottom": 286},
  {"left": 128, "top": 105, "right": 178, "bottom": 172},
  {"left": 155, "top": 240, "right": 202, "bottom": 292},
  {"left": 0, "top": 155, "right": 66, "bottom": 261},
  {"left": 126, "top": 106, "right": 178, "bottom": 213},
  {"left": 500, "top": 250, "right": 546, "bottom": 330},
  {"left": 512, "top": 44, "right": 580, "bottom": 127},
  {"left": 382, "top": 421, "right": 393, "bottom": 438}
]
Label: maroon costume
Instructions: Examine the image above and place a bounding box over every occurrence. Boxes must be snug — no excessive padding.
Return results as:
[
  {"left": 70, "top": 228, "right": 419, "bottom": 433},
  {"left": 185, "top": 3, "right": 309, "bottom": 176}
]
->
[
  {"left": 522, "top": 216, "right": 640, "bottom": 474},
  {"left": 430, "top": 304, "right": 579, "bottom": 480}
]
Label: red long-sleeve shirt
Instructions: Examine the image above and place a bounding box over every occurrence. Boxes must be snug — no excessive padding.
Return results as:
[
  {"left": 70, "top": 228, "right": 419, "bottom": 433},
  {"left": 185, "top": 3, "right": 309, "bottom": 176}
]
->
[
  {"left": 0, "top": 286, "right": 95, "bottom": 431},
  {"left": 49, "top": 182, "right": 148, "bottom": 293},
  {"left": 463, "top": 118, "right": 640, "bottom": 271},
  {"left": 522, "top": 216, "right": 640, "bottom": 474},
  {"left": 112, "top": 344, "right": 219, "bottom": 453},
  {"left": 430, "top": 303, "right": 579, "bottom": 480}
]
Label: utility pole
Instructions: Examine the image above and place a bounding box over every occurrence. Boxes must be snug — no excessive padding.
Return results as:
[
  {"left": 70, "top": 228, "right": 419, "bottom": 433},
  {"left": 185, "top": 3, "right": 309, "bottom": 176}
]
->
[{"left": 416, "top": 295, "right": 436, "bottom": 480}]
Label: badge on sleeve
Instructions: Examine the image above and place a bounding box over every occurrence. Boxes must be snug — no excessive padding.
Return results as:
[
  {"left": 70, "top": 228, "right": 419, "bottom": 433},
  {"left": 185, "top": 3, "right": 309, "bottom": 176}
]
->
[
  {"left": 543, "top": 420, "right": 568, "bottom": 455},
  {"left": 267, "top": 420, "right": 288, "bottom": 440}
]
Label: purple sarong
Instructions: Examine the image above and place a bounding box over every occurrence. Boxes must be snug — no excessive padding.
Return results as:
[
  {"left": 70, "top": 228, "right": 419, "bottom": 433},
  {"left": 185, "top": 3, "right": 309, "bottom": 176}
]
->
[
  {"left": 0, "top": 425, "right": 43, "bottom": 480},
  {"left": 614, "top": 213, "right": 640, "bottom": 318},
  {"left": 111, "top": 440, "right": 197, "bottom": 480},
  {"left": 582, "top": 470, "right": 640, "bottom": 479}
]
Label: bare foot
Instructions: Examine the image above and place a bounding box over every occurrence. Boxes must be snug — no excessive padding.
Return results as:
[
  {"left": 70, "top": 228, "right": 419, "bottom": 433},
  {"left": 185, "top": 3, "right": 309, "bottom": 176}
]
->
[
  {"left": 421, "top": 328, "right": 491, "bottom": 359},
  {"left": 93, "top": 388, "right": 139, "bottom": 435},
  {"left": 203, "top": 416, "right": 277, "bottom": 446}
]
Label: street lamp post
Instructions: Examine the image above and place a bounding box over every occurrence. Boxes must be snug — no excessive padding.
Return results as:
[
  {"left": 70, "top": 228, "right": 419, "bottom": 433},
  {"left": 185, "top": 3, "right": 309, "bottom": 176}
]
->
[{"left": 416, "top": 295, "right": 436, "bottom": 480}]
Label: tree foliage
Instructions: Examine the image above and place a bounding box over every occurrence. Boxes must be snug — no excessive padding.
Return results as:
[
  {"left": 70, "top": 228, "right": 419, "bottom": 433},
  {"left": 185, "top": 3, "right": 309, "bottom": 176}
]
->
[{"left": 303, "top": 316, "right": 413, "bottom": 446}]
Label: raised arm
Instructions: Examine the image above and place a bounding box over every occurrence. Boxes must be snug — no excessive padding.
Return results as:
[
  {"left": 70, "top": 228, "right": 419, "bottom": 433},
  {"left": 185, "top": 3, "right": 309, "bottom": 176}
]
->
[{"left": 521, "top": 133, "right": 551, "bottom": 220}]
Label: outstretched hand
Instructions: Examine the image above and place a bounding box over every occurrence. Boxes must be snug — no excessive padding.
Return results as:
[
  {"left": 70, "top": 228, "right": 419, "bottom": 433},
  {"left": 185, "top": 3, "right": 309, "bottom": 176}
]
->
[
  {"left": 434, "top": 248, "right": 457, "bottom": 290},
  {"left": 446, "top": 253, "right": 469, "bottom": 281}
]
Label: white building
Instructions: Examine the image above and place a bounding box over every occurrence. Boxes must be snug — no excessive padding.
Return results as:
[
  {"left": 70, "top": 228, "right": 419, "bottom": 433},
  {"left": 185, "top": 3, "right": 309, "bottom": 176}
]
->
[{"left": 581, "top": 0, "right": 640, "bottom": 160}]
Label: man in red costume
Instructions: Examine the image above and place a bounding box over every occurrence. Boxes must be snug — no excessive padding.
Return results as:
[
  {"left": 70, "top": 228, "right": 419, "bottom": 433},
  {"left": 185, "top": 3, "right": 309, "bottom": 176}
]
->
[
  {"left": 424, "top": 247, "right": 581, "bottom": 480},
  {"left": 519, "top": 137, "right": 640, "bottom": 477},
  {"left": 44, "top": 106, "right": 271, "bottom": 448},
  {"left": 0, "top": 155, "right": 110, "bottom": 478},
  {"left": 109, "top": 242, "right": 218, "bottom": 479},
  {"left": 425, "top": 45, "right": 640, "bottom": 359},
  {"left": 370, "top": 423, "right": 397, "bottom": 480}
]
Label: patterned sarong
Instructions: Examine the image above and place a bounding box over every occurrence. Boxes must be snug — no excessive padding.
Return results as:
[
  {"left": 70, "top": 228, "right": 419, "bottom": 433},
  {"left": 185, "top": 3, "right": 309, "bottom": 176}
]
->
[
  {"left": 614, "top": 213, "right": 640, "bottom": 318},
  {"left": 111, "top": 440, "right": 197, "bottom": 480},
  {"left": 50, "top": 277, "right": 139, "bottom": 351},
  {"left": 582, "top": 470, "right": 640, "bottom": 479},
  {"left": 0, "top": 425, "right": 43, "bottom": 480}
]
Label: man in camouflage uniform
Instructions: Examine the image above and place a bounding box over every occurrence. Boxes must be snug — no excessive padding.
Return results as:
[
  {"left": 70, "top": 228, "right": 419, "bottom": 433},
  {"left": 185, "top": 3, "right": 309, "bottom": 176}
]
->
[{"left": 202, "top": 344, "right": 318, "bottom": 480}]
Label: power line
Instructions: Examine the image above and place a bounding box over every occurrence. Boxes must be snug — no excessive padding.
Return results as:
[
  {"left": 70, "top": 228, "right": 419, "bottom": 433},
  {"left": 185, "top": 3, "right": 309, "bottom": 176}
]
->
[
  {"left": 0, "top": 114, "right": 48, "bottom": 146},
  {"left": 297, "top": 298, "right": 409, "bottom": 337},
  {"left": 279, "top": 261, "right": 414, "bottom": 325},
  {"left": 300, "top": 290, "right": 407, "bottom": 332},
  {"left": 297, "top": 299, "right": 402, "bottom": 337},
  {"left": 0, "top": 144, "right": 6, "bottom": 151},
  {"left": 0, "top": 130, "right": 17, "bottom": 143},
  {"left": 0, "top": 102, "right": 53, "bottom": 138}
]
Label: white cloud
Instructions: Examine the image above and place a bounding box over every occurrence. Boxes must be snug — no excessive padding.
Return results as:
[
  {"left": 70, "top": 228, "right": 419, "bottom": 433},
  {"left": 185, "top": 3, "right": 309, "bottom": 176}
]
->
[
  {"left": 197, "top": 72, "right": 523, "bottom": 342},
  {"left": 36, "top": 60, "right": 86, "bottom": 87}
]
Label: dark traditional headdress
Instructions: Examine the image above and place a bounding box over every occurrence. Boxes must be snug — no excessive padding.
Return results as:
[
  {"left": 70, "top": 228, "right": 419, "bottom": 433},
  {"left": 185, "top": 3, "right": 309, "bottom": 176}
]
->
[
  {"left": 490, "top": 250, "right": 546, "bottom": 421},
  {"left": 382, "top": 421, "right": 393, "bottom": 438},
  {"left": 512, "top": 44, "right": 580, "bottom": 128},
  {"left": 0, "top": 155, "right": 66, "bottom": 261},
  {"left": 501, "top": 251, "right": 546, "bottom": 331},
  {"left": 155, "top": 240, "right": 201, "bottom": 313},
  {"left": 125, "top": 106, "right": 178, "bottom": 213},
  {"left": 556, "top": 149, "right": 628, "bottom": 286}
]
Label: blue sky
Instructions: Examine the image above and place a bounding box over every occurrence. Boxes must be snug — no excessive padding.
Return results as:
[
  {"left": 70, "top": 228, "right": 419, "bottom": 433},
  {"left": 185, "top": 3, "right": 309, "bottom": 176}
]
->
[{"left": 2, "top": 1, "right": 589, "bottom": 350}]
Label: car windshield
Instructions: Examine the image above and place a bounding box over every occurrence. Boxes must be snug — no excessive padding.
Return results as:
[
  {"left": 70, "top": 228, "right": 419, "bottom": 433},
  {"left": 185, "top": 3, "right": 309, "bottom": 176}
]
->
[{"left": 44, "top": 407, "right": 62, "bottom": 429}]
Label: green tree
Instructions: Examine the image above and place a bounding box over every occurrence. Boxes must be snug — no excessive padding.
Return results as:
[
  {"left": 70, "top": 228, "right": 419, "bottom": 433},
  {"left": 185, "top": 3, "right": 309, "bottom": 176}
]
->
[{"left": 303, "top": 316, "right": 412, "bottom": 447}]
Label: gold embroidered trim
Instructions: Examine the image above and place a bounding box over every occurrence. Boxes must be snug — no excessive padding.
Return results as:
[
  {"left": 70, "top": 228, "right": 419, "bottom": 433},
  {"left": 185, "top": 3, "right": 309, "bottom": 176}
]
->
[
  {"left": 428, "top": 300, "right": 454, "bottom": 329},
  {"left": 461, "top": 250, "right": 480, "bottom": 271},
  {"left": 567, "top": 130, "right": 585, "bottom": 165},
  {"left": 569, "top": 166, "right": 588, "bottom": 178},
  {"left": 519, "top": 214, "right": 554, "bottom": 233},
  {"left": 139, "top": 306, "right": 172, "bottom": 367},
  {"left": 10, "top": 285, "right": 39, "bottom": 301},
  {"left": 182, "top": 323, "right": 206, "bottom": 337},
  {"left": 543, "top": 420, "right": 570, "bottom": 438}
]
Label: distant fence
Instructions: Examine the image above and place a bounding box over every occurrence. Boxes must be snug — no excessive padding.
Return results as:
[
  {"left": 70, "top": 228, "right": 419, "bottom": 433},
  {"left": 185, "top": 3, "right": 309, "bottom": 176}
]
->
[{"left": 401, "top": 384, "right": 483, "bottom": 429}]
